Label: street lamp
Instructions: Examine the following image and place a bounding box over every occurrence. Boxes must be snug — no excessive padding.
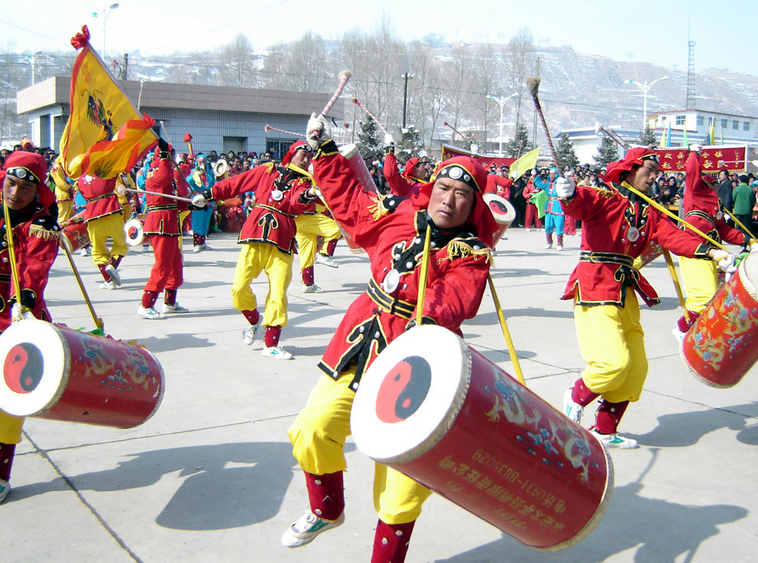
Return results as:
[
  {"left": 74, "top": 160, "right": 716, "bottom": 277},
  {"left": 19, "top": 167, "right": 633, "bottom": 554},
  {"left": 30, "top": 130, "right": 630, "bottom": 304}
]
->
[
  {"left": 401, "top": 73, "right": 414, "bottom": 128},
  {"left": 627, "top": 76, "right": 668, "bottom": 132},
  {"left": 25, "top": 51, "right": 43, "bottom": 86},
  {"left": 486, "top": 93, "right": 517, "bottom": 157},
  {"left": 92, "top": 3, "right": 120, "bottom": 59}
]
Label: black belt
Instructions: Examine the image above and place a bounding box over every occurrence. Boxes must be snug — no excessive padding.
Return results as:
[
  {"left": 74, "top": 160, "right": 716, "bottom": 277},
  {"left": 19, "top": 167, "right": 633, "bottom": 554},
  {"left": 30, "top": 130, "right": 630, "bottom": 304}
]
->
[
  {"left": 579, "top": 251, "right": 634, "bottom": 268},
  {"left": 367, "top": 278, "right": 415, "bottom": 320},
  {"left": 86, "top": 191, "right": 116, "bottom": 202}
]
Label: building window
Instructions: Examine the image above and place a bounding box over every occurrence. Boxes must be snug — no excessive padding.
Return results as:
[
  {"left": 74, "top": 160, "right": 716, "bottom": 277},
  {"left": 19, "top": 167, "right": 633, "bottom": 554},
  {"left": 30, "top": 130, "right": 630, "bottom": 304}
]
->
[
  {"left": 732, "top": 120, "right": 739, "bottom": 130},
  {"left": 708, "top": 117, "right": 715, "bottom": 125},
  {"left": 744, "top": 122, "right": 751, "bottom": 131},
  {"left": 697, "top": 116, "right": 704, "bottom": 126},
  {"left": 676, "top": 115, "right": 686, "bottom": 125},
  {"left": 721, "top": 119, "right": 728, "bottom": 128},
  {"left": 662, "top": 116, "right": 667, "bottom": 122}
]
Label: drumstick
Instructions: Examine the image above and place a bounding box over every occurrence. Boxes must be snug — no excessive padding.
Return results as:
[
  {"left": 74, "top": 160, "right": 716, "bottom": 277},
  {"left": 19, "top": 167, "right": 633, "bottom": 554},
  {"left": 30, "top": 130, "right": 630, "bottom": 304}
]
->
[
  {"left": 352, "top": 98, "right": 390, "bottom": 137},
  {"left": 721, "top": 207, "right": 758, "bottom": 244},
  {"left": 2, "top": 197, "right": 24, "bottom": 319},
  {"left": 320, "top": 70, "right": 352, "bottom": 118},
  {"left": 117, "top": 185, "right": 196, "bottom": 204},
  {"left": 264, "top": 125, "right": 306, "bottom": 138},
  {"left": 487, "top": 274, "right": 526, "bottom": 386},
  {"left": 415, "top": 224, "right": 433, "bottom": 327},
  {"left": 662, "top": 250, "right": 692, "bottom": 324},
  {"left": 59, "top": 240, "right": 104, "bottom": 330}
]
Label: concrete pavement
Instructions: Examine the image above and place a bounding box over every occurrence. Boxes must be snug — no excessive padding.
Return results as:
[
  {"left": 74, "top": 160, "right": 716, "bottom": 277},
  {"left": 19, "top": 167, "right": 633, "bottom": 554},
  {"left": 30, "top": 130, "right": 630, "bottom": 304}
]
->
[{"left": 3, "top": 227, "right": 757, "bottom": 563}]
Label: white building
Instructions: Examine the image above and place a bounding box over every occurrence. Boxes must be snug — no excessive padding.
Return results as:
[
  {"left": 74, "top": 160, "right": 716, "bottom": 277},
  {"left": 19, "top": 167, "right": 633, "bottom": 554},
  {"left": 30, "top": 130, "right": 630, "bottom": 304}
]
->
[{"left": 648, "top": 109, "right": 758, "bottom": 147}]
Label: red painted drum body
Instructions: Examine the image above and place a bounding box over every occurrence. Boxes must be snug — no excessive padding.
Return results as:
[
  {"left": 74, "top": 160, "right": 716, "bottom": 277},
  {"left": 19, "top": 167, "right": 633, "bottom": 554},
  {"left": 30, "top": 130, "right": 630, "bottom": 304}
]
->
[
  {"left": 681, "top": 252, "right": 758, "bottom": 388},
  {"left": 633, "top": 242, "right": 664, "bottom": 269},
  {"left": 61, "top": 212, "right": 90, "bottom": 252},
  {"left": 0, "top": 320, "right": 164, "bottom": 428},
  {"left": 352, "top": 326, "right": 612, "bottom": 550},
  {"left": 339, "top": 143, "right": 377, "bottom": 195},
  {"left": 483, "top": 193, "right": 516, "bottom": 244}
]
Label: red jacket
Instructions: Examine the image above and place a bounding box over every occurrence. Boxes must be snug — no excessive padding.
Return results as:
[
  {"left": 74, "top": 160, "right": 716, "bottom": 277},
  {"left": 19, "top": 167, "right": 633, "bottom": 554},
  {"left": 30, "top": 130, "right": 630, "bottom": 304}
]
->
[
  {"left": 561, "top": 182, "right": 712, "bottom": 307},
  {"left": 78, "top": 176, "right": 122, "bottom": 221},
  {"left": 0, "top": 203, "right": 59, "bottom": 331},
  {"left": 384, "top": 153, "right": 426, "bottom": 198},
  {"left": 144, "top": 157, "right": 180, "bottom": 236},
  {"left": 312, "top": 143, "right": 492, "bottom": 390},
  {"left": 212, "top": 163, "right": 313, "bottom": 254},
  {"left": 682, "top": 152, "right": 747, "bottom": 247},
  {"left": 484, "top": 174, "right": 513, "bottom": 199}
]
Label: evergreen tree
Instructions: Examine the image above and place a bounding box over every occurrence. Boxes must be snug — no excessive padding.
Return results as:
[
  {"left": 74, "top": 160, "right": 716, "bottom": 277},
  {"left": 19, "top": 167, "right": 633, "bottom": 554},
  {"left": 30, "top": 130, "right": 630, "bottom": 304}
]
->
[
  {"left": 504, "top": 121, "right": 531, "bottom": 158},
  {"left": 356, "top": 117, "right": 383, "bottom": 163},
  {"left": 637, "top": 125, "right": 658, "bottom": 147},
  {"left": 556, "top": 133, "right": 579, "bottom": 169},
  {"left": 594, "top": 135, "right": 619, "bottom": 168},
  {"left": 397, "top": 125, "right": 423, "bottom": 158}
]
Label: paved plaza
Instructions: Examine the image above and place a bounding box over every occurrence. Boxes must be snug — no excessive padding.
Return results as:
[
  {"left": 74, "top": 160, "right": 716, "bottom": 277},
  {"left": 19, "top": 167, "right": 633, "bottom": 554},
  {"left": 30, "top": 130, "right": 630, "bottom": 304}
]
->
[{"left": 3, "top": 227, "right": 757, "bottom": 563}]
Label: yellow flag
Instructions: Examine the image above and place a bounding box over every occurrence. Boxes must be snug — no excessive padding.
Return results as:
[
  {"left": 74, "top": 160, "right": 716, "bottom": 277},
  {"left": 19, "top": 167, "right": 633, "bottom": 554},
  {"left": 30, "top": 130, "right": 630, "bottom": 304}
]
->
[
  {"left": 509, "top": 148, "right": 540, "bottom": 179},
  {"left": 60, "top": 25, "right": 157, "bottom": 180}
]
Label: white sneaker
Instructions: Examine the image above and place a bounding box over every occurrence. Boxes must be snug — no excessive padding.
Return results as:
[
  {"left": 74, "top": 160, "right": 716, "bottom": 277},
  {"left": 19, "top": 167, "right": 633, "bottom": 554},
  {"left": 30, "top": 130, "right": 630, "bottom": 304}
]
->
[
  {"left": 193, "top": 245, "right": 202, "bottom": 253},
  {"left": 281, "top": 510, "right": 345, "bottom": 548},
  {"left": 100, "top": 280, "right": 116, "bottom": 290},
  {"left": 200, "top": 243, "right": 213, "bottom": 251},
  {"left": 316, "top": 254, "right": 338, "bottom": 268},
  {"left": 105, "top": 264, "right": 122, "bottom": 286},
  {"left": 544, "top": 243, "right": 552, "bottom": 249},
  {"left": 594, "top": 430, "right": 639, "bottom": 449},
  {"left": 525, "top": 228, "right": 531, "bottom": 232},
  {"left": 80, "top": 246, "right": 91, "bottom": 256},
  {"left": 0, "top": 478, "right": 10, "bottom": 504},
  {"left": 303, "top": 284, "right": 324, "bottom": 294},
  {"left": 162, "top": 303, "right": 189, "bottom": 314},
  {"left": 262, "top": 345, "right": 293, "bottom": 360},
  {"left": 557, "top": 245, "right": 564, "bottom": 251},
  {"left": 137, "top": 306, "right": 161, "bottom": 320},
  {"left": 243, "top": 318, "right": 262, "bottom": 346},
  {"left": 563, "top": 388, "right": 584, "bottom": 424}
]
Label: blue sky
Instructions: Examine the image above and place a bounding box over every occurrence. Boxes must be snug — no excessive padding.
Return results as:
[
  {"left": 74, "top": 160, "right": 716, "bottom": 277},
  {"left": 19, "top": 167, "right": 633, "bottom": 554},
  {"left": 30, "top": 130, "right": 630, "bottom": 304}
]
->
[{"left": 2, "top": 0, "right": 756, "bottom": 76}]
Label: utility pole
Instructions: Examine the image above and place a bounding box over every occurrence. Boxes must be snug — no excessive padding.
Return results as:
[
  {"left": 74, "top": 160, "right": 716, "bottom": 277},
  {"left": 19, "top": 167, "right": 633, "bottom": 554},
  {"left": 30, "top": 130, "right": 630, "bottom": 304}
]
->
[
  {"left": 123, "top": 53, "right": 129, "bottom": 80},
  {"left": 401, "top": 73, "right": 413, "bottom": 128}
]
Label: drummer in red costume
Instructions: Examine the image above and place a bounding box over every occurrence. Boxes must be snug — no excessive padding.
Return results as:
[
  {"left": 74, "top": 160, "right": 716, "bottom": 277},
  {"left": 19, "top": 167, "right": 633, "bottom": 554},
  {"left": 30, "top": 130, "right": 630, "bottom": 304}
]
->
[
  {"left": 137, "top": 139, "right": 190, "bottom": 319},
  {"left": 77, "top": 173, "right": 129, "bottom": 289},
  {"left": 0, "top": 152, "right": 61, "bottom": 503},
  {"left": 195, "top": 140, "right": 317, "bottom": 359},
  {"left": 282, "top": 115, "right": 498, "bottom": 562},
  {"left": 383, "top": 143, "right": 429, "bottom": 198},
  {"left": 558, "top": 148, "right": 737, "bottom": 448},
  {"left": 673, "top": 146, "right": 756, "bottom": 339}
]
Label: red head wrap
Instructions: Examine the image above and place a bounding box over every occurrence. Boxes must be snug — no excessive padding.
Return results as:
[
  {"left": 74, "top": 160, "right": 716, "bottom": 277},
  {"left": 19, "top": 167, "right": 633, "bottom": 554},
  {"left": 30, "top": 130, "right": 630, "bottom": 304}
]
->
[
  {"left": 416, "top": 155, "right": 498, "bottom": 248},
  {"left": 402, "top": 157, "right": 420, "bottom": 180},
  {"left": 281, "top": 140, "right": 312, "bottom": 167},
  {"left": 602, "top": 147, "right": 659, "bottom": 184},
  {"left": 2, "top": 151, "right": 55, "bottom": 208}
]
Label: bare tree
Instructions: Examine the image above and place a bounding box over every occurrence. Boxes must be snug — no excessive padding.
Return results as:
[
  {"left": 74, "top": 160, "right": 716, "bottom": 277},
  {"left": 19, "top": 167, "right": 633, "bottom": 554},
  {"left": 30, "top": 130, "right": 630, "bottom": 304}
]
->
[
  {"left": 219, "top": 34, "right": 258, "bottom": 88},
  {"left": 503, "top": 28, "right": 535, "bottom": 136},
  {"left": 262, "top": 32, "right": 330, "bottom": 92}
]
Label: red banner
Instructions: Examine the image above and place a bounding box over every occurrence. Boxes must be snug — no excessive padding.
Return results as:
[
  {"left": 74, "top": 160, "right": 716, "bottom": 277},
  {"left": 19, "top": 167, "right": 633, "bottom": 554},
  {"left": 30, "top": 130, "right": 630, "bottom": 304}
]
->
[
  {"left": 655, "top": 146, "right": 746, "bottom": 173},
  {"left": 440, "top": 144, "right": 516, "bottom": 169}
]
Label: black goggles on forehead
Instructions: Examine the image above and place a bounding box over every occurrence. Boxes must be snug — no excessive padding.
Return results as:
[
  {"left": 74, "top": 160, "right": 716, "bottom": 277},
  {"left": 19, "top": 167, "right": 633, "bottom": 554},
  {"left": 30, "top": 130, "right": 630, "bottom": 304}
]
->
[{"left": 6, "top": 166, "right": 41, "bottom": 185}]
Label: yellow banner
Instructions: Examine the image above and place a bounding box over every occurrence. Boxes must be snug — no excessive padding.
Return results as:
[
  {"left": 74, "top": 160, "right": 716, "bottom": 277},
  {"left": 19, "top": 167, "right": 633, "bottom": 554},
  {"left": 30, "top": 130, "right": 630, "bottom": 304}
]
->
[
  {"left": 60, "top": 26, "right": 157, "bottom": 179},
  {"left": 509, "top": 148, "right": 540, "bottom": 179}
]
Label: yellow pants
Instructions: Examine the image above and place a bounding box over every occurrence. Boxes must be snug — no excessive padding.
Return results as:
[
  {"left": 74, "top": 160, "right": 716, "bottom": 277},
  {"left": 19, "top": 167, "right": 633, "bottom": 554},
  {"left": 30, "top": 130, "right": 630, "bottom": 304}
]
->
[
  {"left": 680, "top": 256, "right": 718, "bottom": 314},
  {"left": 295, "top": 214, "right": 342, "bottom": 270},
  {"left": 574, "top": 289, "right": 648, "bottom": 403},
  {"left": 86, "top": 212, "right": 129, "bottom": 266},
  {"left": 231, "top": 242, "right": 293, "bottom": 327},
  {"left": 178, "top": 210, "right": 191, "bottom": 249},
  {"left": 57, "top": 200, "right": 74, "bottom": 225},
  {"left": 288, "top": 370, "right": 432, "bottom": 524},
  {"left": 0, "top": 410, "right": 24, "bottom": 444}
]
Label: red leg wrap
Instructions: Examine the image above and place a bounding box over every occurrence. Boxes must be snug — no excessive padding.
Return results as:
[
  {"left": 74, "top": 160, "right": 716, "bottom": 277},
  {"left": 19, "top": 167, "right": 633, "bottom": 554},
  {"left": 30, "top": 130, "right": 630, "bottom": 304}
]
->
[
  {"left": 371, "top": 519, "right": 416, "bottom": 563},
  {"left": 304, "top": 471, "right": 345, "bottom": 521}
]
